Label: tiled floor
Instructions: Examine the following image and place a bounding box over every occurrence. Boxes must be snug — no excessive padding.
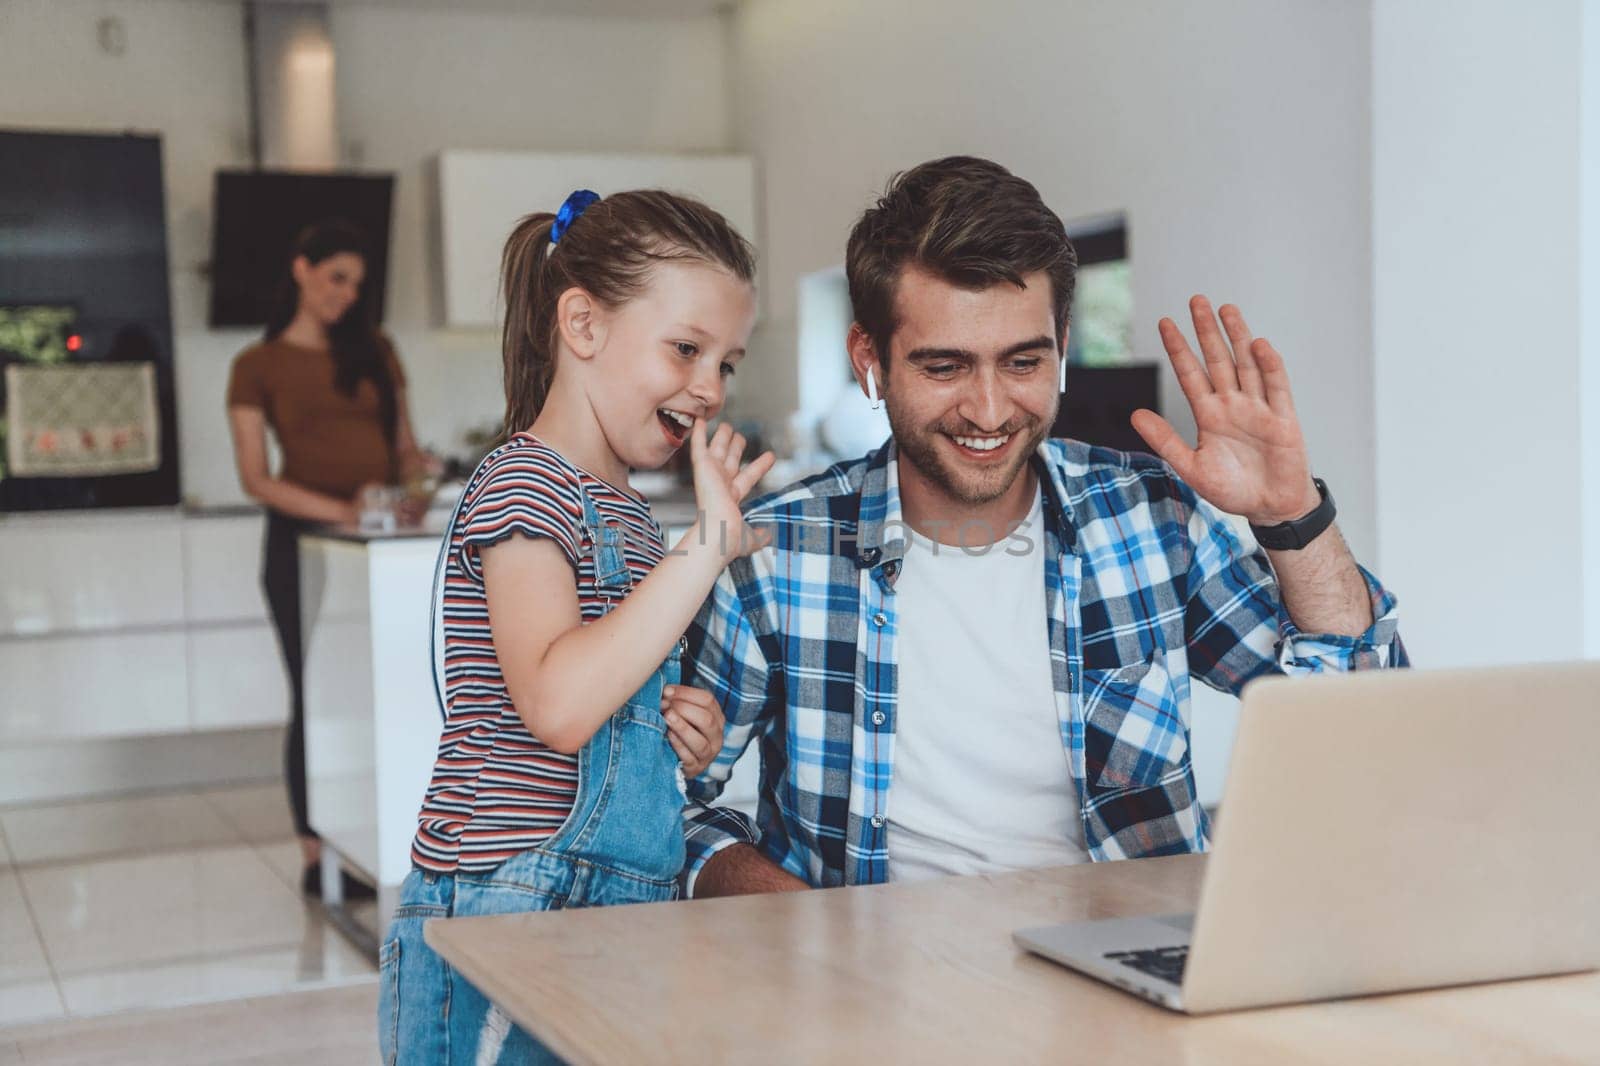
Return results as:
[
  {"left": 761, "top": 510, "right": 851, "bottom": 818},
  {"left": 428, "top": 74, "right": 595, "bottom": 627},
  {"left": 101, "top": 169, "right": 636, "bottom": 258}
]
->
[{"left": 0, "top": 783, "right": 377, "bottom": 1029}]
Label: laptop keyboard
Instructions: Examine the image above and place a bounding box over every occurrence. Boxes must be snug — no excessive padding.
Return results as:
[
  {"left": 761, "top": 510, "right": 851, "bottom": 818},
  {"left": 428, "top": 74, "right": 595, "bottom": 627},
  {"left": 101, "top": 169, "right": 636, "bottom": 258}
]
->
[{"left": 1103, "top": 945, "right": 1188, "bottom": 984}]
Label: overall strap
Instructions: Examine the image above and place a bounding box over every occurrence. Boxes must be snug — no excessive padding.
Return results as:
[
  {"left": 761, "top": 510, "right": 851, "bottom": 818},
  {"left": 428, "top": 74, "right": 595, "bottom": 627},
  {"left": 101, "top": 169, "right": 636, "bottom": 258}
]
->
[{"left": 580, "top": 487, "right": 633, "bottom": 603}]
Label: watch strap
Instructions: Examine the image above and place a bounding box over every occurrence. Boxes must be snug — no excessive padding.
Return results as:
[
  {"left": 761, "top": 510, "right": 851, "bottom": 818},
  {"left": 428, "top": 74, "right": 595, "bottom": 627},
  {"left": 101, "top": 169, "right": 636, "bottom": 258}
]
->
[{"left": 1248, "top": 478, "right": 1336, "bottom": 551}]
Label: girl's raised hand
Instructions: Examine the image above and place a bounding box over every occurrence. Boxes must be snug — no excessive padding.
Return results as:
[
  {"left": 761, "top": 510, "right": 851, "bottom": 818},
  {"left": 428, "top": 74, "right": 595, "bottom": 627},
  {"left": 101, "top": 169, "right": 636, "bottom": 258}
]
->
[{"left": 689, "top": 418, "right": 775, "bottom": 561}]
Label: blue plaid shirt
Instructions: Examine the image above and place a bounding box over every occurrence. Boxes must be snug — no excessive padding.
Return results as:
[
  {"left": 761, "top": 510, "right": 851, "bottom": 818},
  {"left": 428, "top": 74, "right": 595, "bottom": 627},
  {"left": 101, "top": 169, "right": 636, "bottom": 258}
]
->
[{"left": 682, "top": 438, "right": 1405, "bottom": 894}]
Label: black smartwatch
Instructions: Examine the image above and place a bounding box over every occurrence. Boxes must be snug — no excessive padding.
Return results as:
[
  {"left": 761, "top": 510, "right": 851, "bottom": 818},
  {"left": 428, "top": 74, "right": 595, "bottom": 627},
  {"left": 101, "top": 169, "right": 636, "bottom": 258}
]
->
[{"left": 1248, "top": 478, "right": 1336, "bottom": 551}]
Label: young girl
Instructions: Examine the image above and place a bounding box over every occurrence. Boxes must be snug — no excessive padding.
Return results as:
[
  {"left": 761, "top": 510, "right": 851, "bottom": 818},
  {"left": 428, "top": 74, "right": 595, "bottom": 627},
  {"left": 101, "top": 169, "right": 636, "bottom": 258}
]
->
[{"left": 379, "top": 190, "right": 771, "bottom": 1065}]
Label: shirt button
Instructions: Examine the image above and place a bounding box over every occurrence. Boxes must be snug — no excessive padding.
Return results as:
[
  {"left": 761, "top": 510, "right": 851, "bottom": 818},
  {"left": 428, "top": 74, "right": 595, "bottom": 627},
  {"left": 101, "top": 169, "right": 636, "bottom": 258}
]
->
[
  {"left": 872, "top": 611, "right": 887, "bottom": 627},
  {"left": 870, "top": 815, "right": 885, "bottom": 829},
  {"left": 871, "top": 710, "right": 885, "bottom": 726}
]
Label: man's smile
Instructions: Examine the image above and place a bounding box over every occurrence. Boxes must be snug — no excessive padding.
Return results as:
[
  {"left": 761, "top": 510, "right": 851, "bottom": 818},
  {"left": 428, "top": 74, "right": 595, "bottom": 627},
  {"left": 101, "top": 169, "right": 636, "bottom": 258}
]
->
[{"left": 946, "top": 431, "right": 1014, "bottom": 460}]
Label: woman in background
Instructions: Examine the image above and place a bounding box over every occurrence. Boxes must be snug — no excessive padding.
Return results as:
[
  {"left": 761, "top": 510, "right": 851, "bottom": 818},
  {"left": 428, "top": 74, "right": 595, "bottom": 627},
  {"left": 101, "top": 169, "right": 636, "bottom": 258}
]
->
[{"left": 226, "top": 219, "right": 428, "bottom": 896}]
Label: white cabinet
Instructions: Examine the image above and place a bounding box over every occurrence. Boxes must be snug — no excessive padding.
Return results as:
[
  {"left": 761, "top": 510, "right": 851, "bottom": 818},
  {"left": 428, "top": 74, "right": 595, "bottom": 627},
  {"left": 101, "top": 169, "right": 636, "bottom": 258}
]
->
[
  {"left": 434, "top": 149, "right": 758, "bottom": 328},
  {"left": 181, "top": 513, "right": 286, "bottom": 730},
  {"left": 0, "top": 630, "right": 190, "bottom": 741},
  {"left": 182, "top": 515, "right": 269, "bottom": 624},
  {"left": 301, "top": 534, "right": 444, "bottom": 913},
  {"left": 0, "top": 509, "right": 290, "bottom": 744},
  {"left": 0, "top": 511, "right": 185, "bottom": 636},
  {"left": 187, "top": 625, "right": 288, "bottom": 730}
]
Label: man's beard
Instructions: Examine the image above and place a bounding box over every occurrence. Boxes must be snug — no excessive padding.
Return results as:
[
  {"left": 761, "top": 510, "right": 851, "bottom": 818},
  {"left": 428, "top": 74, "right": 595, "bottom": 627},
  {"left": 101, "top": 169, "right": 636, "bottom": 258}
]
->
[{"left": 888, "top": 406, "right": 1050, "bottom": 507}]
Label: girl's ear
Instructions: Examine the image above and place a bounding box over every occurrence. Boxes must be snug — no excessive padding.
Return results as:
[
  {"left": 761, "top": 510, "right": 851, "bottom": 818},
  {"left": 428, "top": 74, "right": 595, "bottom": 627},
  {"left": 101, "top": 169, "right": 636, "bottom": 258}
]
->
[
  {"left": 290, "top": 255, "right": 312, "bottom": 289},
  {"left": 555, "top": 287, "right": 605, "bottom": 361}
]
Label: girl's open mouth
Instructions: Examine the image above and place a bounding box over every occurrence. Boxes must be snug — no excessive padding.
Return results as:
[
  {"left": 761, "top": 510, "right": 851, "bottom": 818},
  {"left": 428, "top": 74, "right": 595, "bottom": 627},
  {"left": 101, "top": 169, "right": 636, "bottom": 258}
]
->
[{"left": 658, "top": 408, "right": 693, "bottom": 448}]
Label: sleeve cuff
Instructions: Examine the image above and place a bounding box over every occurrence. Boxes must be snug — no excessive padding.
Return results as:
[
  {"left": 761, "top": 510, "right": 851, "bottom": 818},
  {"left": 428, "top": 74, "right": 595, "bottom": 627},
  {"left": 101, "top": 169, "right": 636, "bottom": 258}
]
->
[
  {"left": 458, "top": 520, "right": 579, "bottom": 584},
  {"left": 1276, "top": 564, "right": 1404, "bottom": 670},
  {"left": 681, "top": 806, "right": 760, "bottom": 898}
]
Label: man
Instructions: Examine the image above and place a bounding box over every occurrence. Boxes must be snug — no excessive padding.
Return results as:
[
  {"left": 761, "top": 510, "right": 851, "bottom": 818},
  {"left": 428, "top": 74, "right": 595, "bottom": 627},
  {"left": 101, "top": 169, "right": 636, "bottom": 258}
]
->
[{"left": 682, "top": 156, "right": 1405, "bottom": 896}]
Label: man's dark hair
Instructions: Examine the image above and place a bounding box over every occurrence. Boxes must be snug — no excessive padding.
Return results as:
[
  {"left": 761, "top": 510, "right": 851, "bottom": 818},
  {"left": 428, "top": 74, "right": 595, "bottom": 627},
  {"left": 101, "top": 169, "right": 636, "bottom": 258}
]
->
[{"left": 845, "top": 156, "right": 1078, "bottom": 362}]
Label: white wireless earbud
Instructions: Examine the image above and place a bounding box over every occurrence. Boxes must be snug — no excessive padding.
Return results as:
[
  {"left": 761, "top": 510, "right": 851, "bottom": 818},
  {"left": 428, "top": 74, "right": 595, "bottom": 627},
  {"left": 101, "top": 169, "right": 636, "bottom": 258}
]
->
[
  {"left": 1059, "top": 356, "right": 1067, "bottom": 394},
  {"left": 866, "top": 369, "right": 882, "bottom": 411}
]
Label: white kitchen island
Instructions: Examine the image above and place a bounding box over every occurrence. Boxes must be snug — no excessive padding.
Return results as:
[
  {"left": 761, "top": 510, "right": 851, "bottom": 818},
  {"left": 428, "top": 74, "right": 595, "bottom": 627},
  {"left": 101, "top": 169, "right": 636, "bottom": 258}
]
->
[{"left": 298, "top": 518, "right": 447, "bottom": 945}]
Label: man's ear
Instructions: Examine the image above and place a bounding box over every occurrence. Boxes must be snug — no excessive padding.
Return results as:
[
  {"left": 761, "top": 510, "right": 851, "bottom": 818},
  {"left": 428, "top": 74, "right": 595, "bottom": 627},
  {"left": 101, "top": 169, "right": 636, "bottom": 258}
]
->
[
  {"left": 846, "top": 322, "right": 883, "bottom": 400},
  {"left": 555, "top": 287, "right": 604, "bottom": 360}
]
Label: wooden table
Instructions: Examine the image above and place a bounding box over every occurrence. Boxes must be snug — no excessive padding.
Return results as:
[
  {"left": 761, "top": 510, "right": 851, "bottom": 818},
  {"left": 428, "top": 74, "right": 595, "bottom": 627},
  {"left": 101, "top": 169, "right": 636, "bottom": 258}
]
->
[{"left": 424, "top": 854, "right": 1600, "bottom": 1064}]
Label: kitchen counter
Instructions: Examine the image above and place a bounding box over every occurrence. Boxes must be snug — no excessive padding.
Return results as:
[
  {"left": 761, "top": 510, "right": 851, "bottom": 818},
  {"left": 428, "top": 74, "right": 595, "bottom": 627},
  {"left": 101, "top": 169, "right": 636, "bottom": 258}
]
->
[
  {"left": 303, "top": 515, "right": 452, "bottom": 545},
  {"left": 297, "top": 527, "right": 441, "bottom": 946}
]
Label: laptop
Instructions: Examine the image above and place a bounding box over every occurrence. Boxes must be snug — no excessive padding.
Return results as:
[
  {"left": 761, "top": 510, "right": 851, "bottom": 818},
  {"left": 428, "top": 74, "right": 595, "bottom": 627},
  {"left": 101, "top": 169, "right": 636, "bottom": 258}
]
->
[{"left": 1013, "top": 660, "right": 1600, "bottom": 1014}]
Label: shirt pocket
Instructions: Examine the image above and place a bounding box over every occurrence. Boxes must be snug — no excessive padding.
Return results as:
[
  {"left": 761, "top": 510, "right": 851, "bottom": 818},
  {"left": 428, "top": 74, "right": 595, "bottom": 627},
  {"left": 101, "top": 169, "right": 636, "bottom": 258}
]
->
[{"left": 1081, "top": 647, "right": 1189, "bottom": 794}]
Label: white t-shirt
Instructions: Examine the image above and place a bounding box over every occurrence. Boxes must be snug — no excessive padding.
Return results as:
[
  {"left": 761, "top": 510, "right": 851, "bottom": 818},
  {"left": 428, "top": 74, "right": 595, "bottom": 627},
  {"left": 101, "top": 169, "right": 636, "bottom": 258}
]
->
[{"left": 886, "top": 489, "right": 1089, "bottom": 883}]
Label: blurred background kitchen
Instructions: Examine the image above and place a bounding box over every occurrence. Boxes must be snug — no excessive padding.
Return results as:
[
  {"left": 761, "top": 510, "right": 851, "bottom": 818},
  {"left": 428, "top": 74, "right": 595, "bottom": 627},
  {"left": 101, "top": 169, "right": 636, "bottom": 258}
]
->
[{"left": 2, "top": 0, "right": 1598, "bottom": 1055}]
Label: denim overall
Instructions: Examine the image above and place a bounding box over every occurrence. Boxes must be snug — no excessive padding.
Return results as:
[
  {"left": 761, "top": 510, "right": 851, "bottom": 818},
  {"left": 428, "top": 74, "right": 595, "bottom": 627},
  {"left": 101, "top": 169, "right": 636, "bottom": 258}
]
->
[{"left": 379, "top": 485, "right": 687, "bottom": 1066}]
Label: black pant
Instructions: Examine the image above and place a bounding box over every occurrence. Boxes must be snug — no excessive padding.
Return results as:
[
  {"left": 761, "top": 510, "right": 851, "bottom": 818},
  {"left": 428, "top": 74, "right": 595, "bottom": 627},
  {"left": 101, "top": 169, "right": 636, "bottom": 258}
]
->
[{"left": 262, "top": 510, "right": 316, "bottom": 840}]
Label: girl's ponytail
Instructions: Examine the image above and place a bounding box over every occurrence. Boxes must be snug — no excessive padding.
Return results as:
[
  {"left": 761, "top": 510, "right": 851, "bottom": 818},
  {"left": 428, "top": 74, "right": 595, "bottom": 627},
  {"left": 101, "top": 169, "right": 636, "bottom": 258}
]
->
[{"left": 499, "top": 212, "right": 559, "bottom": 438}]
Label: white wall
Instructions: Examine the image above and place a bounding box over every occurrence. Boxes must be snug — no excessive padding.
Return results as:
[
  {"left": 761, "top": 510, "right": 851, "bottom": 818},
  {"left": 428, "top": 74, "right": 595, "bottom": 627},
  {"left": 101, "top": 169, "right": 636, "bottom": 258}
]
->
[
  {"left": 328, "top": 4, "right": 731, "bottom": 481},
  {"left": 1584, "top": 0, "right": 1600, "bottom": 659},
  {"left": 729, "top": 0, "right": 1379, "bottom": 560},
  {"left": 0, "top": 0, "right": 730, "bottom": 508},
  {"left": 1374, "top": 0, "right": 1588, "bottom": 667}
]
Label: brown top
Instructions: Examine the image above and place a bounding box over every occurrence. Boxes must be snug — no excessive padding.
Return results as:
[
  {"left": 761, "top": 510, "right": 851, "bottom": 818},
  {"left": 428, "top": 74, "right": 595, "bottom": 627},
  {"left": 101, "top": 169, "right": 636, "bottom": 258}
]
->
[{"left": 226, "top": 335, "right": 407, "bottom": 499}]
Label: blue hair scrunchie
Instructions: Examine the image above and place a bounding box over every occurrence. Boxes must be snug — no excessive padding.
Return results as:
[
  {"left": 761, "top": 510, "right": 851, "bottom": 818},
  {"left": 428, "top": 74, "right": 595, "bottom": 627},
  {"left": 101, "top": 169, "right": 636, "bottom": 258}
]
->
[{"left": 550, "top": 189, "right": 601, "bottom": 246}]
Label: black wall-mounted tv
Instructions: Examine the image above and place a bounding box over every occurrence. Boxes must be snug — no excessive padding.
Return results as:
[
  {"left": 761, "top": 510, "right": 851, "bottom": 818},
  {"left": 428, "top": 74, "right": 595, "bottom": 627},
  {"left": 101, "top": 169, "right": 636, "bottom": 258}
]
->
[{"left": 208, "top": 170, "right": 395, "bottom": 327}]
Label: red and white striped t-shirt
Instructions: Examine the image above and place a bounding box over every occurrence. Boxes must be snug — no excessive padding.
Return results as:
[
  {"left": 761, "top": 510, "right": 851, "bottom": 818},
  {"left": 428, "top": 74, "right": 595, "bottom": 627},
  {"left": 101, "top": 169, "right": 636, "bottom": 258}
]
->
[{"left": 411, "top": 433, "right": 666, "bottom": 874}]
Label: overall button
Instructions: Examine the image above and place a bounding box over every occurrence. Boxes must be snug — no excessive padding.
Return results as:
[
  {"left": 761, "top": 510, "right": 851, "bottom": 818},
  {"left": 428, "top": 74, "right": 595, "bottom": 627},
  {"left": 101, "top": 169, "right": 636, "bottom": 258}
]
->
[
  {"left": 870, "top": 710, "right": 885, "bottom": 726},
  {"left": 859, "top": 547, "right": 881, "bottom": 566}
]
